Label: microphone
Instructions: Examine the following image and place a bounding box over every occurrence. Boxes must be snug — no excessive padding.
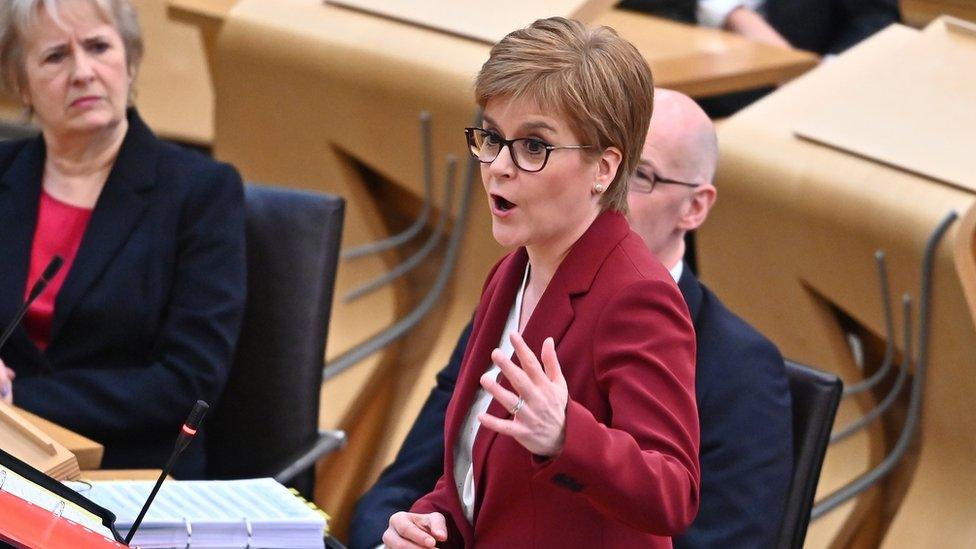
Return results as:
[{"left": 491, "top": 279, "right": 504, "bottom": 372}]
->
[
  {"left": 124, "top": 400, "right": 210, "bottom": 545},
  {"left": 0, "top": 255, "right": 64, "bottom": 353}
]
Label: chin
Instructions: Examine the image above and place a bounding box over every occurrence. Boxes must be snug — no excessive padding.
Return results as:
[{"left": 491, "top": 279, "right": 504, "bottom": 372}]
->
[{"left": 491, "top": 224, "right": 525, "bottom": 250}]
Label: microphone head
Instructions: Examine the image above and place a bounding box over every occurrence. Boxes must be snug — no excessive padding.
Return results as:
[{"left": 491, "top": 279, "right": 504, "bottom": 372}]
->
[
  {"left": 41, "top": 255, "right": 64, "bottom": 281},
  {"left": 185, "top": 400, "right": 210, "bottom": 431}
]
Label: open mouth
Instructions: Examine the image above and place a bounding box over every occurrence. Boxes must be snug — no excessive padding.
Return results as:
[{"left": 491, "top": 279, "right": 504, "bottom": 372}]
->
[{"left": 492, "top": 194, "right": 516, "bottom": 212}]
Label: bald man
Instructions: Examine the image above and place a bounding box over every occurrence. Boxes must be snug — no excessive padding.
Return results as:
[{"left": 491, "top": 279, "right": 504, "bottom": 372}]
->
[{"left": 350, "top": 91, "right": 793, "bottom": 548}]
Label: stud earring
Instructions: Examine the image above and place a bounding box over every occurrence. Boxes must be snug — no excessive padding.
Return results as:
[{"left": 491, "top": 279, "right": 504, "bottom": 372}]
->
[{"left": 593, "top": 183, "right": 605, "bottom": 194}]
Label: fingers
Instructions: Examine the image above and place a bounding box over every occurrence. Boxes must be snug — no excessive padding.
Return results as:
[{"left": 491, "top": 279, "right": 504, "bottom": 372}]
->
[
  {"left": 384, "top": 512, "right": 447, "bottom": 548},
  {"left": 0, "top": 364, "right": 12, "bottom": 404},
  {"left": 478, "top": 411, "right": 520, "bottom": 437},
  {"left": 490, "top": 345, "right": 533, "bottom": 395},
  {"left": 427, "top": 512, "right": 449, "bottom": 541},
  {"left": 540, "top": 337, "right": 564, "bottom": 385},
  {"left": 480, "top": 369, "right": 520, "bottom": 413},
  {"left": 509, "top": 331, "right": 549, "bottom": 385}
]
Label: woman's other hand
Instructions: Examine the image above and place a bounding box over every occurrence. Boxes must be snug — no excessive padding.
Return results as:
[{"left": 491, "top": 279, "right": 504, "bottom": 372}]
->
[
  {"left": 0, "top": 359, "right": 15, "bottom": 404},
  {"left": 383, "top": 511, "right": 448, "bottom": 548},
  {"left": 479, "top": 333, "right": 568, "bottom": 456}
]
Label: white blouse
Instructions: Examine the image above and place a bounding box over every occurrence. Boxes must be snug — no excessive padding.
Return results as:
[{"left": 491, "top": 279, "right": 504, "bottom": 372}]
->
[{"left": 452, "top": 265, "right": 530, "bottom": 524}]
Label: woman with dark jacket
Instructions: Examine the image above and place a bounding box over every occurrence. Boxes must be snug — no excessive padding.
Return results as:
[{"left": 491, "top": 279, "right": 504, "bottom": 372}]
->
[{"left": 0, "top": 0, "right": 245, "bottom": 478}]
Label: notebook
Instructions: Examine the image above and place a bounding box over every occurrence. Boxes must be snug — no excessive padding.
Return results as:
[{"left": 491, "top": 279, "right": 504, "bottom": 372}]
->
[{"left": 87, "top": 478, "right": 328, "bottom": 549}]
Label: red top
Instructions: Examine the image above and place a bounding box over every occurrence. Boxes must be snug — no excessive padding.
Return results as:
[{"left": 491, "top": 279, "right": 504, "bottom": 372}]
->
[{"left": 24, "top": 190, "right": 93, "bottom": 350}]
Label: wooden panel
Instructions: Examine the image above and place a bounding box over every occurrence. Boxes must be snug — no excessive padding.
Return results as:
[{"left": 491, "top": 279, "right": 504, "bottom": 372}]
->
[
  {"left": 14, "top": 408, "right": 103, "bottom": 471},
  {"left": 326, "top": 0, "right": 617, "bottom": 44},
  {"left": 901, "top": 0, "right": 976, "bottom": 27},
  {"left": 0, "top": 403, "right": 80, "bottom": 480},
  {"left": 697, "top": 24, "right": 976, "bottom": 548},
  {"left": 795, "top": 17, "right": 976, "bottom": 193}
]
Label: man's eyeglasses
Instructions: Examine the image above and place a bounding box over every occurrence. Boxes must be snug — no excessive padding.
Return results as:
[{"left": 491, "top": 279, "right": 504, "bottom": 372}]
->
[
  {"left": 629, "top": 169, "right": 701, "bottom": 194},
  {"left": 464, "top": 127, "right": 592, "bottom": 173}
]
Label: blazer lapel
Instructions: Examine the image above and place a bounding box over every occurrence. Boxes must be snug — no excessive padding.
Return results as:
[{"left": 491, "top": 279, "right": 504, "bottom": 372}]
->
[
  {"left": 470, "top": 211, "right": 632, "bottom": 515},
  {"left": 0, "top": 138, "right": 44, "bottom": 349},
  {"left": 48, "top": 112, "right": 158, "bottom": 344},
  {"left": 445, "top": 250, "right": 528, "bottom": 460}
]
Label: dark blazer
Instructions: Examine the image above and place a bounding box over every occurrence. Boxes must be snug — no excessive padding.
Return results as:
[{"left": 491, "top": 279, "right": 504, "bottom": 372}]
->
[
  {"left": 674, "top": 267, "right": 792, "bottom": 548},
  {"left": 765, "top": 0, "right": 899, "bottom": 55},
  {"left": 0, "top": 110, "right": 245, "bottom": 478},
  {"left": 409, "top": 211, "right": 700, "bottom": 547},
  {"left": 619, "top": 0, "right": 899, "bottom": 54},
  {"left": 350, "top": 266, "right": 791, "bottom": 548}
]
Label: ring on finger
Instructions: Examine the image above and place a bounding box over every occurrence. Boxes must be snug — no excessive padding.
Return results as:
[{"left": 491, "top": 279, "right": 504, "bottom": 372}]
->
[{"left": 510, "top": 396, "right": 525, "bottom": 417}]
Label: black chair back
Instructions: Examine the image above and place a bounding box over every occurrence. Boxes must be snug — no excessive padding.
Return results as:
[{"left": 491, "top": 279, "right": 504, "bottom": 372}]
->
[
  {"left": 206, "top": 184, "right": 344, "bottom": 497},
  {"left": 777, "top": 359, "right": 843, "bottom": 549}
]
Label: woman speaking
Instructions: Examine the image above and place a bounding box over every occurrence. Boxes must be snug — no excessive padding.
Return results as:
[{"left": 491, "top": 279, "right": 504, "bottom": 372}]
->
[
  {"left": 0, "top": 0, "right": 245, "bottom": 478},
  {"left": 385, "top": 17, "right": 700, "bottom": 548}
]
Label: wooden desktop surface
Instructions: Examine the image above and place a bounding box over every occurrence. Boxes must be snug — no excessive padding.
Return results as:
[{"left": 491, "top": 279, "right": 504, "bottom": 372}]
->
[
  {"left": 170, "top": 0, "right": 817, "bottom": 99},
  {"left": 901, "top": 0, "right": 976, "bottom": 27}
]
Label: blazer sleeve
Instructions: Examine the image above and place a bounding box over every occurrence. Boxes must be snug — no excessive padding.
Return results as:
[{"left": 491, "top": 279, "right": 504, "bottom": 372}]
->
[
  {"left": 13, "top": 161, "right": 246, "bottom": 441},
  {"left": 676, "top": 330, "right": 792, "bottom": 548},
  {"left": 532, "top": 277, "right": 701, "bottom": 535},
  {"left": 348, "top": 322, "right": 470, "bottom": 549}
]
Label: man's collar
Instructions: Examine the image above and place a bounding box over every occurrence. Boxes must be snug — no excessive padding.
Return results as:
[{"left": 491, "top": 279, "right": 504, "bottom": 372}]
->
[{"left": 668, "top": 260, "right": 684, "bottom": 283}]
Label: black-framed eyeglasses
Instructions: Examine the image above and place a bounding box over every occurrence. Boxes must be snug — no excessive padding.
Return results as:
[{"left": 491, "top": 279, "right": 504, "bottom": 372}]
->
[
  {"left": 464, "top": 127, "right": 592, "bottom": 173},
  {"left": 629, "top": 168, "right": 702, "bottom": 194}
]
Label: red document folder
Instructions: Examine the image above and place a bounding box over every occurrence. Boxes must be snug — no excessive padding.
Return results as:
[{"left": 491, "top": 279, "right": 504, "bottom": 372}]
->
[
  {"left": 0, "top": 490, "right": 125, "bottom": 548},
  {"left": 0, "top": 447, "right": 126, "bottom": 548}
]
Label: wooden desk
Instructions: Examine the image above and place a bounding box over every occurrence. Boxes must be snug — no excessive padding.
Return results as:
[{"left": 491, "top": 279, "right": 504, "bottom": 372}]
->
[
  {"left": 901, "top": 0, "right": 976, "bottom": 27},
  {"left": 81, "top": 469, "right": 167, "bottom": 481},
  {"left": 698, "top": 24, "right": 976, "bottom": 549},
  {"left": 170, "top": 0, "right": 817, "bottom": 98},
  {"left": 15, "top": 408, "right": 103, "bottom": 471}
]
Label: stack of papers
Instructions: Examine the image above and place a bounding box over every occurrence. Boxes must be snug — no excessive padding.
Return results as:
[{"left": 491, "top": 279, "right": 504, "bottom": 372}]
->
[{"left": 88, "top": 478, "right": 326, "bottom": 549}]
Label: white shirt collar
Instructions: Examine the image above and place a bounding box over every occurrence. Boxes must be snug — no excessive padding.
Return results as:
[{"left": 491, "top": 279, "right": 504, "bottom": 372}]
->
[{"left": 668, "top": 260, "right": 684, "bottom": 283}]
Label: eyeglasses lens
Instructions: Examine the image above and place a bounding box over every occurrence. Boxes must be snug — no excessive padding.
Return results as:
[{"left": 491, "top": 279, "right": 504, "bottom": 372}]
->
[{"left": 467, "top": 129, "right": 547, "bottom": 172}]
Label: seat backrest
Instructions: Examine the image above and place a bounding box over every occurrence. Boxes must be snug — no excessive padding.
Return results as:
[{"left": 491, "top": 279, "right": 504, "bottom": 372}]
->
[
  {"left": 0, "top": 120, "right": 39, "bottom": 141},
  {"left": 206, "top": 183, "right": 344, "bottom": 497},
  {"left": 777, "top": 359, "right": 843, "bottom": 549}
]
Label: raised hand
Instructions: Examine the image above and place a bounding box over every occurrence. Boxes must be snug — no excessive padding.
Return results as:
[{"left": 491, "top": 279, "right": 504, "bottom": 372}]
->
[{"left": 478, "top": 333, "right": 568, "bottom": 457}]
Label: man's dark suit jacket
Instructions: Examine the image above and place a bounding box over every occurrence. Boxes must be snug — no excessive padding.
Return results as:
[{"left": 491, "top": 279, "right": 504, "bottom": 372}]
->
[
  {"left": 0, "top": 110, "right": 246, "bottom": 478},
  {"left": 350, "top": 266, "right": 792, "bottom": 548},
  {"left": 619, "top": 0, "right": 899, "bottom": 55}
]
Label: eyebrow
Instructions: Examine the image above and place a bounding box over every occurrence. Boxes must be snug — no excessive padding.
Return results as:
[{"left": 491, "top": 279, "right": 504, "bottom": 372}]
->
[
  {"left": 37, "top": 32, "right": 110, "bottom": 52},
  {"left": 481, "top": 115, "right": 558, "bottom": 135}
]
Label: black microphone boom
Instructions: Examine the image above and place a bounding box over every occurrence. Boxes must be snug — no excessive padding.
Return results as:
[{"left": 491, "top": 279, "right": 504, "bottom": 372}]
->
[
  {"left": 124, "top": 400, "right": 210, "bottom": 545},
  {"left": 0, "top": 254, "right": 64, "bottom": 352}
]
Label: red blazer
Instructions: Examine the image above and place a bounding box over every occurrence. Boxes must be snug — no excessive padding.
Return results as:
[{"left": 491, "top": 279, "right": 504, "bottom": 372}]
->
[{"left": 412, "top": 211, "right": 700, "bottom": 547}]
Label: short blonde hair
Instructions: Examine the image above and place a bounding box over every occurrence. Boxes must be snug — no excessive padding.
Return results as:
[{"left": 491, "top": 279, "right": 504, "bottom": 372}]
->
[
  {"left": 475, "top": 17, "right": 654, "bottom": 212},
  {"left": 0, "top": 0, "right": 143, "bottom": 101}
]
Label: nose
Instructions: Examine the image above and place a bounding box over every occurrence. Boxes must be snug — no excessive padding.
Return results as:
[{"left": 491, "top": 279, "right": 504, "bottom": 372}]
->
[
  {"left": 70, "top": 50, "right": 95, "bottom": 85},
  {"left": 486, "top": 142, "right": 517, "bottom": 180}
]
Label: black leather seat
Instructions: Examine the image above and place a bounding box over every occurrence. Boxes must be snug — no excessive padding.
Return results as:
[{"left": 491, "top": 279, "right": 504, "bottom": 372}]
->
[
  {"left": 777, "top": 359, "right": 844, "bottom": 549},
  {"left": 205, "top": 183, "right": 345, "bottom": 498}
]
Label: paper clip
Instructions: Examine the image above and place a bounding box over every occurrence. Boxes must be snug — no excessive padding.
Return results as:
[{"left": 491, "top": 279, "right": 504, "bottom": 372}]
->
[
  {"left": 0, "top": 469, "right": 7, "bottom": 490},
  {"left": 242, "top": 517, "right": 253, "bottom": 549},
  {"left": 52, "top": 500, "right": 65, "bottom": 518},
  {"left": 183, "top": 517, "right": 192, "bottom": 549}
]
